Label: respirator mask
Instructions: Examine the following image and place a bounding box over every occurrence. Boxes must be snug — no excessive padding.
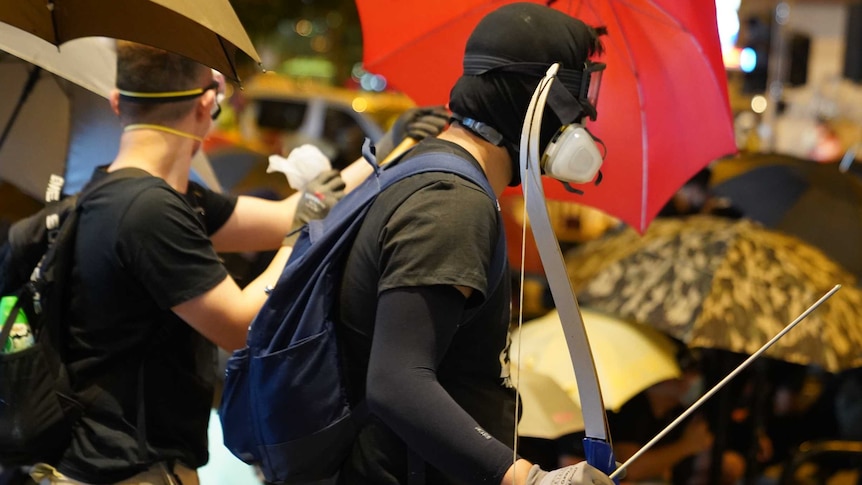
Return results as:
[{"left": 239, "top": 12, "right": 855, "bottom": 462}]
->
[
  {"left": 455, "top": 55, "right": 606, "bottom": 189},
  {"left": 534, "top": 60, "right": 606, "bottom": 191}
]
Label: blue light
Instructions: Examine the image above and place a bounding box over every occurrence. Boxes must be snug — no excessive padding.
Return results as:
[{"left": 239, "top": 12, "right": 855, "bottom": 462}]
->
[{"left": 739, "top": 47, "right": 757, "bottom": 73}]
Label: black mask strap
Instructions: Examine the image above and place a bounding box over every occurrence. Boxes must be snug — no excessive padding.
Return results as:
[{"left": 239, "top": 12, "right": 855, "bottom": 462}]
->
[{"left": 450, "top": 113, "right": 505, "bottom": 145}]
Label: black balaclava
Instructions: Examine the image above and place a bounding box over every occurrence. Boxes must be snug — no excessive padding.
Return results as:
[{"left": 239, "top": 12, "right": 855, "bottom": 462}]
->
[{"left": 449, "top": 3, "right": 603, "bottom": 186}]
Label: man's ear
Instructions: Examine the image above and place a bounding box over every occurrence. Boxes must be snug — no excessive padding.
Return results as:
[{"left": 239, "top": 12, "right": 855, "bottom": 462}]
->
[
  {"left": 109, "top": 89, "right": 121, "bottom": 116},
  {"left": 198, "top": 90, "right": 216, "bottom": 121}
]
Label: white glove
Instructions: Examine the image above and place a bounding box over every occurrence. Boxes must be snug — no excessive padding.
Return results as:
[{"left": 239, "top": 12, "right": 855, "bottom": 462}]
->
[
  {"left": 267, "top": 144, "right": 332, "bottom": 190},
  {"left": 525, "top": 462, "right": 615, "bottom": 485}
]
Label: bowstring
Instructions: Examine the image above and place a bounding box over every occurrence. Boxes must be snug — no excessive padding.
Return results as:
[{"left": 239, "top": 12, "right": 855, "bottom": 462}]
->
[
  {"left": 512, "top": 170, "right": 531, "bottom": 471},
  {"left": 512, "top": 69, "right": 554, "bottom": 475}
]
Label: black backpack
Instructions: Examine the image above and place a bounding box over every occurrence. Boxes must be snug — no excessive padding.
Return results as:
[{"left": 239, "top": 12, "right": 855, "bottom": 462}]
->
[{"left": 0, "top": 171, "right": 147, "bottom": 466}]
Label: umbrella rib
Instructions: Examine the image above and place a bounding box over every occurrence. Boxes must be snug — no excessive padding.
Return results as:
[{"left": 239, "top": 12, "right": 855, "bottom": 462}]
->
[
  {"left": 608, "top": 0, "right": 730, "bottom": 229},
  {"left": 216, "top": 35, "right": 239, "bottom": 83},
  {"left": 0, "top": 66, "right": 42, "bottom": 152},
  {"left": 600, "top": 1, "right": 649, "bottom": 229}
]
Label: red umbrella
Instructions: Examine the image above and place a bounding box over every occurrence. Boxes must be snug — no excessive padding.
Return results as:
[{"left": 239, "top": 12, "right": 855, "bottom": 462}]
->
[{"left": 357, "top": 0, "right": 736, "bottom": 232}]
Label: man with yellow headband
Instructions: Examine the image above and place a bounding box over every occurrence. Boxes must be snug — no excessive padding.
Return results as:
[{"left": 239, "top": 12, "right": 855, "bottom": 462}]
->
[{"left": 27, "top": 41, "right": 445, "bottom": 485}]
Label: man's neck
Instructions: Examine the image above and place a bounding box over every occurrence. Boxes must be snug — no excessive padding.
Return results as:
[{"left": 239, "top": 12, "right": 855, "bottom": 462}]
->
[
  {"left": 109, "top": 129, "right": 195, "bottom": 193},
  {"left": 437, "top": 125, "right": 512, "bottom": 196}
]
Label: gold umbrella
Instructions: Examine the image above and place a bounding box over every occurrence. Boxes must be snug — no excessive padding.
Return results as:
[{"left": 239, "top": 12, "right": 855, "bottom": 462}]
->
[
  {"left": 0, "top": 0, "right": 260, "bottom": 82},
  {"left": 566, "top": 215, "right": 862, "bottom": 372},
  {"left": 511, "top": 307, "right": 682, "bottom": 439}
]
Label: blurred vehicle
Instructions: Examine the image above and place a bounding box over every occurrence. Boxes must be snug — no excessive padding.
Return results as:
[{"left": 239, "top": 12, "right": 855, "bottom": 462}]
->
[
  {"left": 204, "top": 73, "right": 415, "bottom": 196},
  {"left": 206, "top": 73, "right": 414, "bottom": 174},
  {"left": 204, "top": 74, "right": 419, "bottom": 292}
]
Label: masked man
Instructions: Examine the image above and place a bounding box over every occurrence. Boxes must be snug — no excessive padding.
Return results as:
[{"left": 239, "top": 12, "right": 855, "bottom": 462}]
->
[{"left": 335, "top": 4, "right": 612, "bottom": 484}]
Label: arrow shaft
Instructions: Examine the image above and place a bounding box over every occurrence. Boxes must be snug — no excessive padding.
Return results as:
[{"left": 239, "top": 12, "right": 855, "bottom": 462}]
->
[{"left": 610, "top": 284, "right": 841, "bottom": 479}]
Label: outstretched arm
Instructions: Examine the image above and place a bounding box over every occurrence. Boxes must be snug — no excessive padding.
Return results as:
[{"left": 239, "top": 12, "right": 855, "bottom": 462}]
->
[{"left": 210, "top": 106, "right": 450, "bottom": 253}]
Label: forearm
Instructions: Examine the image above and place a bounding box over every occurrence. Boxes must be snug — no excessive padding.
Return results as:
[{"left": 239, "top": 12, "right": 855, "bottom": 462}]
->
[
  {"left": 241, "top": 245, "right": 292, "bottom": 304},
  {"left": 211, "top": 195, "right": 295, "bottom": 252},
  {"left": 171, "top": 247, "right": 291, "bottom": 352},
  {"left": 213, "top": 159, "right": 371, "bottom": 253},
  {"left": 369, "top": 287, "right": 514, "bottom": 483},
  {"left": 339, "top": 156, "right": 374, "bottom": 193},
  {"left": 368, "top": 364, "right": 514, "bottom": 483}
]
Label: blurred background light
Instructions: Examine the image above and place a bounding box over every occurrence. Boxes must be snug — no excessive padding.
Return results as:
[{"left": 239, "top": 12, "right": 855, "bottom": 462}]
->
[
  {"left": 740, "top": 47, "right": 757, "bottom": 73},
  {"left": 751, "top": 94, "right": 768, "bottom": 113}
]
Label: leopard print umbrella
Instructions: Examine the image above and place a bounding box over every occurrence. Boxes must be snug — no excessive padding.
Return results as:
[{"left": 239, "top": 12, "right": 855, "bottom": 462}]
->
[{"left": 565, "top": 215, "right": 862, "bottom": 372}]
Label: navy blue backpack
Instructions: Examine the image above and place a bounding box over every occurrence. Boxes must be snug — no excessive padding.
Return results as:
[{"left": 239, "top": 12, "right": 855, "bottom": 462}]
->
[{"left": 219, "top": 146, "right": 506, "bottom": 484}]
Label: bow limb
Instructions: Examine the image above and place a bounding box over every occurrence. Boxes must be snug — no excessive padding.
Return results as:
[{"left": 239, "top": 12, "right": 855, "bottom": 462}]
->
[{"left": 518, "top": 64, "right": 618, "bottom": 481}]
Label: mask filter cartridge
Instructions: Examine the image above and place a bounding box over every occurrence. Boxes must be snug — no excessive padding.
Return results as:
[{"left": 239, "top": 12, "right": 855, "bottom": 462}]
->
[{"left": 541, "top": 124, "right": 603, "bottom": 184}]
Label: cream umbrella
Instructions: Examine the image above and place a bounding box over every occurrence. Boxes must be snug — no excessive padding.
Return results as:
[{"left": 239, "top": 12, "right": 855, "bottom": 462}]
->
[{"left": 511, "top": 306, "right": 682, "bottom": 440}]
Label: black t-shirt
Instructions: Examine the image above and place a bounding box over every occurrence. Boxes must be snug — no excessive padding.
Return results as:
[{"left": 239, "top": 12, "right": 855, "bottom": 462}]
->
[
  {"left": 57, "top": 168, "right": 236, "bottom": 482},
  {"left": 337, "top": 139, "right": 516, "bottom": 484}
]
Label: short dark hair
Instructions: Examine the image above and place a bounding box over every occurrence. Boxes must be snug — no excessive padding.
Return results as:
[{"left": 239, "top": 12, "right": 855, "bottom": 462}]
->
[{"left": 115, "top": 41, "right": 211, "bottom": 125}]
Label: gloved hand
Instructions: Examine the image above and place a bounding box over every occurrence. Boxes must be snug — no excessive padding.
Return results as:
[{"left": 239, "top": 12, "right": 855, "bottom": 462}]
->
[
  {"left": 374, "top": 105, "right": 450, "bottom": 161},
  {"left": 525, "top": 462, "right": 615, "bottom": 485},
  {"left": 292, "top": 169, "right": 346, "bottom": 228}
]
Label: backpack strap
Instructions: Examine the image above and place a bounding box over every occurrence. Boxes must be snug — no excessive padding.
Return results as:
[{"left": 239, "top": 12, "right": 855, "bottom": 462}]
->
[
  {"left": 378, "top": 150, "right": 508, "bottom": 304},
  {"left": 39, "top": 168, "right": 159, "bottom": 469},
  {"left": 30, "top": 167, "right": 152, "bottom": 338}
]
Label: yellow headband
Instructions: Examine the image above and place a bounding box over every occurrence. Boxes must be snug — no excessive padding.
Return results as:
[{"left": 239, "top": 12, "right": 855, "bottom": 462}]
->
[
  {"left": 118, "top": 80, "right": 220, "bottom": 102},
  {"left": 117, "top": 87, "right": 206, "bottom": 99}
]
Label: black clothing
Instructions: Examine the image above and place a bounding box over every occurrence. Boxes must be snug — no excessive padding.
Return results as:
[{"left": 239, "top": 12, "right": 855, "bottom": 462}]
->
[
  {"left": 58, "top": 168, "right": 236, "bottom": 482},
  {"left": 337, "top": 139, "right": 516, "bottom": 484},
  {"left": 606, "top": 391, "right": 693, "bottom": 485},
  {"left": 608, "top": 393, "right": 680, "bottom": 445},
  {"left": 449, "top": 3, "right": 601, "bottom": 184}
]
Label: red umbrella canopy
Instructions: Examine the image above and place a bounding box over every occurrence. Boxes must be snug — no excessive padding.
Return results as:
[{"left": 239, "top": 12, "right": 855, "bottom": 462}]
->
[{"left": 357, "top": 0, "right": 736, "bottom": 232}]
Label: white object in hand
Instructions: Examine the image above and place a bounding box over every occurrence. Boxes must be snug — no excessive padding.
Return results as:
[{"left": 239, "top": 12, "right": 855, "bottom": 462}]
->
[{"left": 267, "top": 144, "right": 332, "bottom": 190}]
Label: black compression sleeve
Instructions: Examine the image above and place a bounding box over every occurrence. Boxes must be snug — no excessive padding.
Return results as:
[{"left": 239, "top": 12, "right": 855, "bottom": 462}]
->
[{"left": 366, "top": 286, "right": 514, "bottom": 484}]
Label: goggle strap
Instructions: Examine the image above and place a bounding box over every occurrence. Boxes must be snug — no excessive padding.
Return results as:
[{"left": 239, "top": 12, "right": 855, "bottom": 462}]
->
[
  {"left": 547, "top": 82, "right": 583, "bottom": 124},
  {"left": 463, "top": 55, "right": 598, "bottom": 121},
  {"left": 463, "top": 55, "right": 592, "bottom": 95}
]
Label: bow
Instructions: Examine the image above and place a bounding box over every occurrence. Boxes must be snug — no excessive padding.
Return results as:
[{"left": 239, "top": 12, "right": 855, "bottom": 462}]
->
[{"left": 517, "top": 63, "right": 618, "bottom": 481}]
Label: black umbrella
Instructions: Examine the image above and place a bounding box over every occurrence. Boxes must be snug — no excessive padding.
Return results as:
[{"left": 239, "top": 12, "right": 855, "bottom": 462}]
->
[{"left": 710, "top": 153, "right": 862, "bottom": 280}]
